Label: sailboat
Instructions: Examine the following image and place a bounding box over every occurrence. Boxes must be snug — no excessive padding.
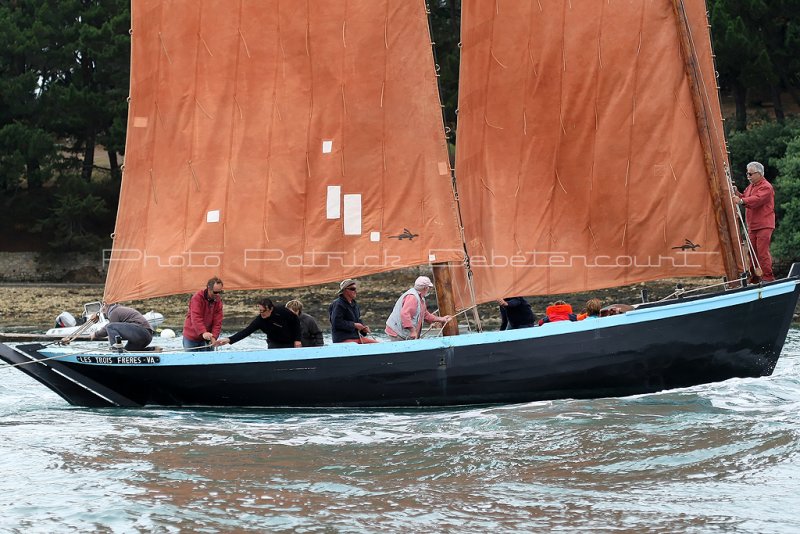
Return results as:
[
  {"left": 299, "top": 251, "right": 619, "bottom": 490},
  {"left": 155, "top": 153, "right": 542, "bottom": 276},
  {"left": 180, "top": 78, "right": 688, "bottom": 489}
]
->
[{"left": 2, "top": 0, "right": 798, "bottom": 408}]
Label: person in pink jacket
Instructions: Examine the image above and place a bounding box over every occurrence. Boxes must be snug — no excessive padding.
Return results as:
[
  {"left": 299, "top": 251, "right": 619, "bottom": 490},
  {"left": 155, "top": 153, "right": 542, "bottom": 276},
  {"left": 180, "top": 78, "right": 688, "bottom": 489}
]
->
[
  {"left": 733, "top": 161, "right": 775, "bottom": 282},
  {"left": 182, "top": 276, "right": 224, "bottom": 351},
  {"left": 385, "top": 276, "right": 452, "bottom": 341}
]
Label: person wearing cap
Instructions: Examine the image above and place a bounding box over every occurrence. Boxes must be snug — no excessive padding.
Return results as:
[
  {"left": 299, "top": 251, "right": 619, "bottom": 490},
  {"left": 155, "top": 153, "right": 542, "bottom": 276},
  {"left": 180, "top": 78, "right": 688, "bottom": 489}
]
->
[
  {"left": 385, "top": 276, "right": 452, "bottom": 341},
  {"left": 329, "top": 279, "right": 377, "bottom": 343}
]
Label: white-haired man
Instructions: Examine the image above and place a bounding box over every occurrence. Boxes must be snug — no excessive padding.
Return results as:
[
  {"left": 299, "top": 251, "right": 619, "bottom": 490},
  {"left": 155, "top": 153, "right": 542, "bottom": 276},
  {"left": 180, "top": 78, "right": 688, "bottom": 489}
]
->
[
  {"left": 733, "top": 161, "right": 775, "bottom": 282},
  {"left": 385, "top": 276, "right": 452, "bottom": 341}
]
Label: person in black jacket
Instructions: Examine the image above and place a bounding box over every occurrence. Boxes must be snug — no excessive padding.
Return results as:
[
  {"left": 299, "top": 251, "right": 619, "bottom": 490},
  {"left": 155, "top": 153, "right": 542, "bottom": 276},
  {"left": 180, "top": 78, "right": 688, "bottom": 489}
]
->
[
  {"left": 328, "top": 279, "right": 378, "bottom": 343},
  {"left": 216, "top": 298, "right": 302, "bottom": 349},
  {"left": 286, "top": 299, "right": 324, "bottom": 347},
  {"left": 498, "top": 297, "right": 536, "bottom": 330}
]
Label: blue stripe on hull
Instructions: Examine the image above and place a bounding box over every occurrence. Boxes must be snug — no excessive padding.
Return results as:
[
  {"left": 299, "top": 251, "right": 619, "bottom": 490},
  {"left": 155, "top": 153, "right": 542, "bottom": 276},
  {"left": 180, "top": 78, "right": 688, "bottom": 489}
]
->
[{"left": 41, "top": 279, "right": 799, "bottom": 367}]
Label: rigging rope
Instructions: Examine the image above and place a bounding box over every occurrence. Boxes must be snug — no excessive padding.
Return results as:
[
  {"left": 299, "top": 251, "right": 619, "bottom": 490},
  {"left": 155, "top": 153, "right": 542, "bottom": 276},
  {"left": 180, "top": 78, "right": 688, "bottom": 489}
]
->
[{"left": 654, "top": 275, "right": 748, "bottom": 303}]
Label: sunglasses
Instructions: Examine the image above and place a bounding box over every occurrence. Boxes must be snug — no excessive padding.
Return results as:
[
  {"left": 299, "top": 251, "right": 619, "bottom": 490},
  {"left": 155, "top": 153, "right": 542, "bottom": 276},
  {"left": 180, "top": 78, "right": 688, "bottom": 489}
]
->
[
  {"left": 212, "top": 290, "right": 224, "bottom": 295},
  {"left": 345, "top": 287, "right": 357, "bottom": 291}
]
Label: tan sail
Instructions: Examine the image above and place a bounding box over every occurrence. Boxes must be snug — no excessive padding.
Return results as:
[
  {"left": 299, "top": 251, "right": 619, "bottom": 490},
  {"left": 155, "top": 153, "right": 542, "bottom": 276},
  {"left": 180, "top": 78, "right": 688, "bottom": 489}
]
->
[
  {"left": 453, "top": 0, "right": 743, "bottom": 306},
  {"left": 105, "top": 0, "right": 464, "bottom": 302}
]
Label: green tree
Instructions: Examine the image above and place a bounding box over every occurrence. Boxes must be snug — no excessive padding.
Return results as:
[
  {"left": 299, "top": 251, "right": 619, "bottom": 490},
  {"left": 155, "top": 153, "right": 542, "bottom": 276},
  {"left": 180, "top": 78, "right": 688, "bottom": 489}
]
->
[
  {"left": 712, "top": 1, "right": 800, "bottom": 130},
  {"left": 773, "top": 135, "right": 800, "bottom": 263},
  {"left": 429, "top": 0, "right": 460, "bottom": 145},
  {"left": 0, "top": 0, "right": 58, "bottom": 190},
  {"left": 710, "top": 1, "right": 772, "bottom": 130},
  {"left": 727, "top": 118, "right": 800, "bottom": 188},
  {"left": 36, "top": 0, "right": 130, "bottom": 181},
  {"left": 757, "top": 0, "right": 800, "bottom": 119},
  {"left": 33, "top": 176, "right": 110, "bottom": 252}
]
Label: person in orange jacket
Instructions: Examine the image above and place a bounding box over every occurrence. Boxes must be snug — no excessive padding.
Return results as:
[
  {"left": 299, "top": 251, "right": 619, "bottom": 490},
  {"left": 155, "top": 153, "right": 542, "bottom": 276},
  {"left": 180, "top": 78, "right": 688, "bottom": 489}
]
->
[{"left": 538, "top": 300, "right": 578, "bottom": 326}]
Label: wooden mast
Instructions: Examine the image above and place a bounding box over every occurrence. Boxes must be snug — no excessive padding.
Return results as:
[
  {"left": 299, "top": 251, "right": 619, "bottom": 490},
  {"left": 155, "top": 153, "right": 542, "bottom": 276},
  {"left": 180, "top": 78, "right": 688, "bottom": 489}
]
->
[
  {"left": 671, "top": 0, "right": 741, "bottom": 283},
  {"left": 432, "top": 264, "right": 460, "bottom": 336}
]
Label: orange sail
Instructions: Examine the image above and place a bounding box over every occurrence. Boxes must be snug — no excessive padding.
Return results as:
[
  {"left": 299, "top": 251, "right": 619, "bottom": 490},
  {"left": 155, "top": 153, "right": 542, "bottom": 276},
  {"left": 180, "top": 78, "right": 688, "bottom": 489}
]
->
[
  {"left": 453, "top": 0, "right": 743, "bottom": 305},
  {"left": 105, "top": 0, "right": 464, "bottom": 302}
]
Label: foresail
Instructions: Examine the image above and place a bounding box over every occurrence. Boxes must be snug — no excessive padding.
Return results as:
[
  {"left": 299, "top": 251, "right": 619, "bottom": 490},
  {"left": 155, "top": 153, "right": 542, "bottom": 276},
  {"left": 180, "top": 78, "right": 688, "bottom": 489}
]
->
[
  {"left": 453, "top": 0, "right": 742, "bottom": 306},
  {"left": 105, "top": 0, "right": 464, "bottom": 302}
]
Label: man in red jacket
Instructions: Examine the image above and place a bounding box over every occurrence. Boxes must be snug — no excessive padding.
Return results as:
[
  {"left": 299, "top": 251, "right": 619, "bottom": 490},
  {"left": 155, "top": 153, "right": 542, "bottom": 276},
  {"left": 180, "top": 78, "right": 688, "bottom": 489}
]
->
[
  {"left": 733, "top": 161, "right": 775, "bottom": 282},
  {"left": 182, "top": 276, "right": 224, "bottom": 351}
]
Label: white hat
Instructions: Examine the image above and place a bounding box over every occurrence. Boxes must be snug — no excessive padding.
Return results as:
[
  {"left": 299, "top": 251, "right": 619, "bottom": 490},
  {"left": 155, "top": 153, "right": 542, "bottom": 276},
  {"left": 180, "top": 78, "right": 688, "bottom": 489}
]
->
[
  {"left": 414, "top": 276, "right": 434, "bottom": 289},
  {"left": 338, "top": 279, "right": 358, "bottom": 294}
]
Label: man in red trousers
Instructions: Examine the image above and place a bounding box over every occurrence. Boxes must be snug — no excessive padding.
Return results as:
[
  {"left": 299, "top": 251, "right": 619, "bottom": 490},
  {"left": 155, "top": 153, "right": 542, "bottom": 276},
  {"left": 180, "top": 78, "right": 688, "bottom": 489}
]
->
[{"left": 734, "top": 161, "right": 775, "bottom": 282}]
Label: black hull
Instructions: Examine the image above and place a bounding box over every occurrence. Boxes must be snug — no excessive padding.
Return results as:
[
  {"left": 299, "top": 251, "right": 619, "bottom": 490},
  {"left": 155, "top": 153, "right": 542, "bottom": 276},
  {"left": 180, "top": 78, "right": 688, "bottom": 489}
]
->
[{"left": 3, "top": 278, "right": 799, "bottom": 408}]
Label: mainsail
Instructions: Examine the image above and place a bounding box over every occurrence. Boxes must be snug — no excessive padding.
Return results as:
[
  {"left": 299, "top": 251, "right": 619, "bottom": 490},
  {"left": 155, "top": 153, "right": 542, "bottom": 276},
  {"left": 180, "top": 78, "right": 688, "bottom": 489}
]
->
[
  {"left": 105, "top": 0, "right": 464, "bottom": 302},
  {"left": 453, "top": 0, "right": 744, "bottom": 306}
]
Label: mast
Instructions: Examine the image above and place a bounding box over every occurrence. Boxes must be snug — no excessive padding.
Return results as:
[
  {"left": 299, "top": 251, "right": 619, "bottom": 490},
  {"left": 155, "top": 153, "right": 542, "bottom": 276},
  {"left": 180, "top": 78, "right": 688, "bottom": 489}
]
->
[
  {"left": 427, "top": 1, "right": 477, "bottom": 335},
  {"left": 432, "top": 264, "right": 460, "bottom": 336},
  {"left": 671, "top": 0, "right": 741, "bottom": 283}
]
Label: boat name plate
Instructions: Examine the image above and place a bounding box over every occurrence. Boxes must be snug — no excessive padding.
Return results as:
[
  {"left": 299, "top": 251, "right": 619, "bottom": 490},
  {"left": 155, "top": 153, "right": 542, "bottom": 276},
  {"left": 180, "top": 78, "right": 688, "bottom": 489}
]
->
[{"left": 76, "top": 356, "right": 161, "bottom": 365}]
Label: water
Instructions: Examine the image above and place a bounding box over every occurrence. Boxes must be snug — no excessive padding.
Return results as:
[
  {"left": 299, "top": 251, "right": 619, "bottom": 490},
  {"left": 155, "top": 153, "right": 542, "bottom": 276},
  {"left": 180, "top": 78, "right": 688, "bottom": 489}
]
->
[{"left": 2, "top": 331, "right": 800, "bottom": 533}]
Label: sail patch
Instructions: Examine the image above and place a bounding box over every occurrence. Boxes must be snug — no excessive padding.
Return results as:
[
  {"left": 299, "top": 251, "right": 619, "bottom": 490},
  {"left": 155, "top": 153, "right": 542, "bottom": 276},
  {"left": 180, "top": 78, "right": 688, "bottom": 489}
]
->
[
  {"left": 343, "top": 194, "right": 362, "bottom": 235},
  {"left": 327, "top": 186, "right": 341, "bottom": 219},
  {"left": 322, "top": 140, "right": 333, "bottom": 154},
  {"left": 206, "top": 210, "right": 220, "bottom": 223}
]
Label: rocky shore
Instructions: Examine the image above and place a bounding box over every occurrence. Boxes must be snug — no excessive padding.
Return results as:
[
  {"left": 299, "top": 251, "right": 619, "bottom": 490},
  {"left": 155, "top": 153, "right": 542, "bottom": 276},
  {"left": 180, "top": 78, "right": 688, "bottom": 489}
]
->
[{"left": 3, "top": 271, "right": 780, "bottom": 333}]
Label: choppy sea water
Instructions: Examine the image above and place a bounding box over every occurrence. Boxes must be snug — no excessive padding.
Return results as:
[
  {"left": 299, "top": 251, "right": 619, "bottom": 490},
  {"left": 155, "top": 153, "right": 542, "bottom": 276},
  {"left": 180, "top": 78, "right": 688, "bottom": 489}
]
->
[{"left": 1, "top": 330, "right": 799, "bottom": 533}]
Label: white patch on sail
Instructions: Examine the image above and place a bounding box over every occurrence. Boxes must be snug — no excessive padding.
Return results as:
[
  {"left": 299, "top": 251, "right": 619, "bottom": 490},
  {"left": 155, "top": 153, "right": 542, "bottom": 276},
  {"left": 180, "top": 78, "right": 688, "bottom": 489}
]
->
[
  {"left": 327, "top": 186, "right": 341, "bottom": 219},
  {"left": 322, "top": 140, "right": 333, "bottom": 154},
  {"left": 371, "top": 232, "right": 381, "bottom": 242},
  {"left": 343, "top": 195, "right": 362, "bottom": 236},
  {"left": 133, "top": 117, "right": 148, "bottom": 128},
  {"left": 429, "top": 253, "right": 436, "bottom": 262},
  {"left": 206, "top": 210, "right": 220, "bottom": 223}
]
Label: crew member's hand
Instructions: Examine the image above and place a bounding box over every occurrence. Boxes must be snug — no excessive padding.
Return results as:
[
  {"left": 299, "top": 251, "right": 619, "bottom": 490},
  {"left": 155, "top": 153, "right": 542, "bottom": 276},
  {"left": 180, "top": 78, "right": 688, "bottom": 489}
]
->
[
  {"left": 410, "top": 330, "right": 419, "bottom": 339},
  {"left": 354, "top": 323, "right": 367, "bottom": 333},
  {"left": 202, "top": 332, "right": 214, "bottom": 342},
  {"left": 214, "top": 337, "right": 230, "bottom": 346},
  {"left": 294, "top": 341, "right": 302, "bottom": 348},
  {"left": 440, "top": 315, "right": 453, "bottom": 324},
  {"left": 497, "top": 299, "right": 508, "bottom": 306},
  {"left": 89, "top": 313, "right": 100, "bottom": 322}
]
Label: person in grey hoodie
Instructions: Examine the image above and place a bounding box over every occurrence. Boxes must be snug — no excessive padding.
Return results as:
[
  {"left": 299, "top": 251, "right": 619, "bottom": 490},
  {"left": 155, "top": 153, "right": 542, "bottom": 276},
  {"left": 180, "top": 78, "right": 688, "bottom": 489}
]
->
[{"left": 88, "top": 303, "right": 155, "bottom": 351}]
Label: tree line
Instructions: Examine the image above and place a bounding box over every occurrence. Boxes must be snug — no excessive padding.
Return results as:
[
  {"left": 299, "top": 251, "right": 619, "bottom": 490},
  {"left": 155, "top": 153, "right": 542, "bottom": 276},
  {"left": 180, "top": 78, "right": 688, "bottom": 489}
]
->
[{"left": 0, "top": 0, "right": 798, "bottom": 263}]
